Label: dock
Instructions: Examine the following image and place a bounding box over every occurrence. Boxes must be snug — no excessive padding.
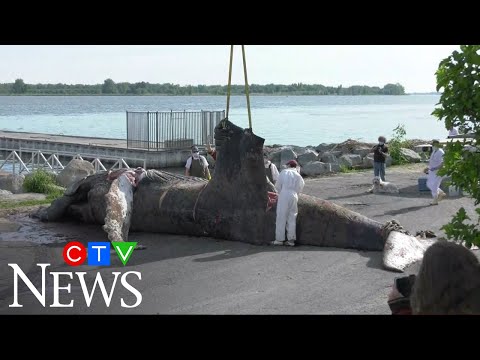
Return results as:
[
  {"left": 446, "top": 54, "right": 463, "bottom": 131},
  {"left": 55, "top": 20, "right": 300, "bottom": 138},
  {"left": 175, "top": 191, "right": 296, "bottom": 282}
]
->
[{"left": 0, "top": 130, "right": 193, "bottom": 169}]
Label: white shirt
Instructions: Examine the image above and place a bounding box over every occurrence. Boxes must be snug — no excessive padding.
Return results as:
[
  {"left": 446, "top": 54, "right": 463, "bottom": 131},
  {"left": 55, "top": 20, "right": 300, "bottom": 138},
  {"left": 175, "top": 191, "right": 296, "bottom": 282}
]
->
[
  {"left": 429, "top": 148, "right": 444, "bottom": 171},
  {"left": 185, "top": 155, "right": 208, "bottom": 169},
  {"left": 448, "top": 127, "right": 459, "bottom": 136},
  {"left": 265, "top": 160, "right": 280, "bottom": 182},
  {"left": 275, "top": 168, "right": 305, "bottom": 194}
]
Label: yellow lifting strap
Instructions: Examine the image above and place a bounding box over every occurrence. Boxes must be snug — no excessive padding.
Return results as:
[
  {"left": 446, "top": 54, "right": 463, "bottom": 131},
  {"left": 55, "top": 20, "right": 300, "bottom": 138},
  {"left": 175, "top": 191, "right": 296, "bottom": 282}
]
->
[{"left": 225, "top": 45, "right": 253, "bottom": 130}]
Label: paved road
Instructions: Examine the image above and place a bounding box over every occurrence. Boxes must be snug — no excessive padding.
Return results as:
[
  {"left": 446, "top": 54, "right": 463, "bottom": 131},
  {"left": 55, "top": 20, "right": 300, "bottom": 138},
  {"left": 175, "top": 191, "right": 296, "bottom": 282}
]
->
[{"left": 0, "top": 163, "right": 477, "bottom": 314}]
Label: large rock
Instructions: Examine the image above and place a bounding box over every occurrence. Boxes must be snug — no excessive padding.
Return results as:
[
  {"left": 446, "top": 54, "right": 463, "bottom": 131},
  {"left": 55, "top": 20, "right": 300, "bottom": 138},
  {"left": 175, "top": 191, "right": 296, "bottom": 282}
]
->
[
  {"left": 338, "top": 155, "right": 353, "bottom": 169},
  {"left": 269, "top": 148, "right": 297, "bottom": 169},
  {"left": 339, "top": 154, "right": 362, "bottom": 168},
  {"left": 289, "top": 145, "right": 310, "bottom": 156},
  {"left": 56, "top": 159, "right": 95, "bottom": 188},
  {"left": 330, "top": 163, "right": 342, "bottom": 173},
  {"left": 363, "top": 153, "right": 375, "bottom": 168},
  {"left": 315, "top": 143, "right": 333, "bottom": 153},
  {"left": 320, "top": 152, "right": 338, "bottom": 164},
  {"left": 0, "top": 173, "right": 25, "bottom": 194},
  {"left": 353, "top": 147, "right": 372, "bottom": 158},
  {"left": 297, "top": 150, "right": 318, "bottom": 167},
  {"left": 301, "top": 161, "right": 331, "bottom": 176},
  {"left": 399, "top": 148, "right": 422, "bottom": 163},
  {"left": 362, "top": 153, "right": 393, "bottom": 168},
  {"left": 386, "top": 155, "right": 393, "bottom": 167}
]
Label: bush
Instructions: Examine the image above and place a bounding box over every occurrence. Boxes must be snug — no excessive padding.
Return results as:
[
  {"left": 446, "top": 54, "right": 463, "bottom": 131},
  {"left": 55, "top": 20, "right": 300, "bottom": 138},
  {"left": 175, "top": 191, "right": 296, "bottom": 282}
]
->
[
  {"left": 23, "top": 169, "right": 64, "bottom": 199},
  {"left": 388, "top": 124, "right": 412, "bottom": 165}
]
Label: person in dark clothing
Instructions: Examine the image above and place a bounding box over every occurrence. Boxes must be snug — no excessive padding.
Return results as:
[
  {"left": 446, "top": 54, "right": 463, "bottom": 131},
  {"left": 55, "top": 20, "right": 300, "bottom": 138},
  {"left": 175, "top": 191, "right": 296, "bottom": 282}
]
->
[{"left": 372, "top": 136, "right": 388, "bottom": 181}]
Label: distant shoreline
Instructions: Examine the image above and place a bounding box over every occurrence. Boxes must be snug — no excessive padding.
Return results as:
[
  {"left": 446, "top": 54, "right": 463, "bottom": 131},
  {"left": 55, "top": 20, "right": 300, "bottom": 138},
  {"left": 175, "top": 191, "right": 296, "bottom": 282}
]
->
[
  {"left": 1, "top": 80, "right": 407, "bottom": 96},
  {"left": 0, "top": 93, "right": 439, "bottom": 97}
]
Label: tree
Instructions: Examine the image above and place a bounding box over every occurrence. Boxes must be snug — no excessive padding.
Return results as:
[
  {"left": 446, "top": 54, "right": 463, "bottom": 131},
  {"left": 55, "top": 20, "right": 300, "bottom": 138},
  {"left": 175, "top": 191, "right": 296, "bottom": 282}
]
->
[
  {"left": 116, "top": 82, "right": 129, "bottom": 94},
  {"left": 432, "top": 45, "right": 480, "bottom": 248},
  {"left": 12, "top": 78, "right": 27, "bottom": 94},
  {"left": 381, "top": 83, "right": 405, "bottom": 95},
  {"left": 102, "top": 78, "right": 117, "bottom": 94}
]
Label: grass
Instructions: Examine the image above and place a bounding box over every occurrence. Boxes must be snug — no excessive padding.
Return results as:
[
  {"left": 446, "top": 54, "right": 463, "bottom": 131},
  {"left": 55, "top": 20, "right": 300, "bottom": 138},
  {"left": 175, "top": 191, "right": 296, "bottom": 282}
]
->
[
  {"left": 0, "top": 170, "right": 65, "bottom": 209},
  {"left": 339, "top": 164, "right": 370, "bottom": 174},
  {"left": 23, "top": 169, "right": 58, "bottom": 194},
  {"left": 339, "top": 164, "right": 353, "bottom": 173},
  {"left": 0, "top": 198, "right": 53, "bottom": 209}
]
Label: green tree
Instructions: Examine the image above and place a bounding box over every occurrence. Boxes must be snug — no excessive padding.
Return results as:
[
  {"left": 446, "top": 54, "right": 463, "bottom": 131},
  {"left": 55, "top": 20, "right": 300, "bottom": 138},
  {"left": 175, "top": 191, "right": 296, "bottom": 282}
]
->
[
  {"left": 102, "top": 78, "right": 117, "bottom": 94},
  {"left": 12, "top": 78, "right": 27, "bottom": 94},
  {"left": 388, "top": 124, "right": 412, "bottom": 165},
  {"left": 432, "top": 45, "right": 480, "bottom": 248},
  {"left": 381, "top": 83, "right": 405, "bottom": 95}
]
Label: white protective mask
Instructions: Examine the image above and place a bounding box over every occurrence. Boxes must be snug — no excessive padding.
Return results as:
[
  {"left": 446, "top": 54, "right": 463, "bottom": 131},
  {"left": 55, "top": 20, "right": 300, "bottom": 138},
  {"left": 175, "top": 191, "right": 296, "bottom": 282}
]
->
[{"left": 192, "top": 152, "right": 200, "bottom": 159}]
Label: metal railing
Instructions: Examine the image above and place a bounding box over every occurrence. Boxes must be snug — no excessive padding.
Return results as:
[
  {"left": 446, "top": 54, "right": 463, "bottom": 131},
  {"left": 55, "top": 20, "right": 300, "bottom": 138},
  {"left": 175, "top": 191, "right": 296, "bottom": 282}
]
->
[
  {"left": 126, "top": 110, "right": 225, "bottom": 150},
  {"left": 0, "top": 148, "right": 147, "bottom": 175}
]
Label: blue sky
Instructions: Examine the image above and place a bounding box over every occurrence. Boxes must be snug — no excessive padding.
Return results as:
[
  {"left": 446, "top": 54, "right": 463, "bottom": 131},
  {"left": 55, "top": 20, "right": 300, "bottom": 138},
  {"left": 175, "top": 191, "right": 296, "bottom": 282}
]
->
[{"left": 0, "top": 45, "right": 460, "bottom": 92}]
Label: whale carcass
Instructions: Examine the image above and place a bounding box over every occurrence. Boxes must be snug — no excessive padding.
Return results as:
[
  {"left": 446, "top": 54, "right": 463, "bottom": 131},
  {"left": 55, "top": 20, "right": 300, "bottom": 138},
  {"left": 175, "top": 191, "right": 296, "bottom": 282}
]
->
[{"left": 37, "top": 119, "right": 433, "bottom": 272}]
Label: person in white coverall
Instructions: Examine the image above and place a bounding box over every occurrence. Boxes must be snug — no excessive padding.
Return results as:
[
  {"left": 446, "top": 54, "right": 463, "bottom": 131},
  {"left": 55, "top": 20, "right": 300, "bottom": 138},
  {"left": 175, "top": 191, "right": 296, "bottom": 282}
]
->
[
  {"left": 272, "top": 160, "right": 305, "bottom": 247},
  {"left": 424, "top": 139, "right": 446, "bottom": 205}
]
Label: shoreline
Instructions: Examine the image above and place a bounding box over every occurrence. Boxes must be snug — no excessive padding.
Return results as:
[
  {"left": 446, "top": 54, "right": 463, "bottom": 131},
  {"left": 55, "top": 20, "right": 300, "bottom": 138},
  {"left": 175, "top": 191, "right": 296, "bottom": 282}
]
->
[{"left": 0, "top": 94, "right": 438, "bottom": 97}]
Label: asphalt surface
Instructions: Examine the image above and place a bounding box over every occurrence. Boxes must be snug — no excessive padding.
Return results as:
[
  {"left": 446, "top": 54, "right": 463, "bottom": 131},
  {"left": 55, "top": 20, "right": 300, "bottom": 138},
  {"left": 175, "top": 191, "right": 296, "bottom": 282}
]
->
[{"left": 0, "top": 163, "right": 477, "bottom": 314}]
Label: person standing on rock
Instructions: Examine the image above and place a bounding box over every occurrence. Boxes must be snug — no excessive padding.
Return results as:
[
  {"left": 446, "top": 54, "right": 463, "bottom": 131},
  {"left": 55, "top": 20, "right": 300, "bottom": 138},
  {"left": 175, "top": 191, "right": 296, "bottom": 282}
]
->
[
  {"left": 185, "top": 146, "right": 211, "bottom": 180},
  {"left": 372, "top": 136, "right": 389, "bottom": 181},
  {"left": 272, "top": 160, "right": 305, "bottom": 247}
]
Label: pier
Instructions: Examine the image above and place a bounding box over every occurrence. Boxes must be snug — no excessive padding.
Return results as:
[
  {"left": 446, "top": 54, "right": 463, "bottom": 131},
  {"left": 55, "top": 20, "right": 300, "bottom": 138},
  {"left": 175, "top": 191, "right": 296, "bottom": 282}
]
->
[
  {"left": 0, "top": 130, "right": 189, "bottom": 170},
  {"left": 0, "top": 110, "right": 224, "bottom": 172}
]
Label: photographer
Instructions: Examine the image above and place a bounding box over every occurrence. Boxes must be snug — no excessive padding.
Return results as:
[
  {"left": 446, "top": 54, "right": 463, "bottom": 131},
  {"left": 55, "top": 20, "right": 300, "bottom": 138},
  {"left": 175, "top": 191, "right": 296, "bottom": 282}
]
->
[
  {"left": 410, "top": 241, "right": 480, "bottom": 315},
  {"left": 372, "top": 136, "right": 389, "bottom": 182},
  {"left": 388, "top": 242, "right": 480, "bottom": 315}
]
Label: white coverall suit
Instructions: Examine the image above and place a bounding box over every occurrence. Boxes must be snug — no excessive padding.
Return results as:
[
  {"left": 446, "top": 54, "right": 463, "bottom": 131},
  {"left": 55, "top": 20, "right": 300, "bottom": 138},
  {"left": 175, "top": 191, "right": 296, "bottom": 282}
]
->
[
  {"left": 426, "top": 147, "right": 445, "bottom": 199},
  {"left": 275, "top": 168, "right": 305, "bottom": 243}
]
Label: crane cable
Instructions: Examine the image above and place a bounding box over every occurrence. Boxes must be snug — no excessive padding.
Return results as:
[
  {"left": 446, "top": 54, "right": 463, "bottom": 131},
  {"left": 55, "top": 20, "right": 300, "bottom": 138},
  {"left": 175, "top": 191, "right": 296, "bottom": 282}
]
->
[{"left": 225, "top": 45, "right": 253, "bottom": 130}]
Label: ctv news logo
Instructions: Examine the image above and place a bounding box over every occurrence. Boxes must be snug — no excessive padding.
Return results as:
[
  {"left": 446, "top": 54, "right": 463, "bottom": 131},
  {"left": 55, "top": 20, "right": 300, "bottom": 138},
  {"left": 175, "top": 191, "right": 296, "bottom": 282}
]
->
[
  {"left": 63, "top": 241, "right": 136, "bottom": 266},
  {"left": 8, "top": 241, "right": 142, "bottom": 309}
]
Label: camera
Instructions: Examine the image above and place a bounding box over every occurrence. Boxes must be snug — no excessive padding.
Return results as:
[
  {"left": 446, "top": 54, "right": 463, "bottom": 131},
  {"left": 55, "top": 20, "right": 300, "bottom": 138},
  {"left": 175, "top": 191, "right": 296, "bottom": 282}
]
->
[{"left": 394, "top": 274, "right": 416, "bottom": 298}]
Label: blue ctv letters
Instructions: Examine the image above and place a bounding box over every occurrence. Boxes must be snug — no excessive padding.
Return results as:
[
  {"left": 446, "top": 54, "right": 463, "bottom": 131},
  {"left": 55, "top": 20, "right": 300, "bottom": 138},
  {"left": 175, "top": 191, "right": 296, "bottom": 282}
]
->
[{"left": 87, "top": 242, "right": 111, "bottom": 266}]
